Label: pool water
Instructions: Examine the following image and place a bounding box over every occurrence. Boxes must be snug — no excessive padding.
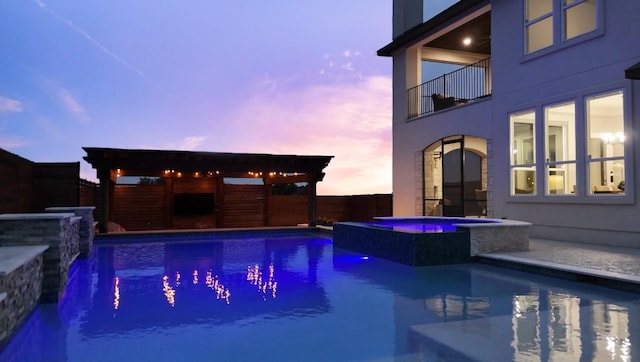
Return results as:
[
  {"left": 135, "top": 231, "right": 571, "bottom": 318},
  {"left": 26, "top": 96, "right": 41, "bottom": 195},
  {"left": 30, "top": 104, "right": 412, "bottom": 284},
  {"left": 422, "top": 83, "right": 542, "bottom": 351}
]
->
[
  {"left": 1, "top": 231, "right": 638, "bottom": 361},
  {"left": 362, "top": 218, "right": 496, "bottom": 233}
]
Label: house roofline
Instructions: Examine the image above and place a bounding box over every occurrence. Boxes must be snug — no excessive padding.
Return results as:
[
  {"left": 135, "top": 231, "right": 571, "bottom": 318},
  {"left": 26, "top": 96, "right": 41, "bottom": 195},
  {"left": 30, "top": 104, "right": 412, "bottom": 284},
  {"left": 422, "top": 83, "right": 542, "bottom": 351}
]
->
[
  {"left": 377, "top": 0, "right": 489, "bottom": 57},
  {"left": 625, "top": 60, "right": 640, "bottom": 80}
]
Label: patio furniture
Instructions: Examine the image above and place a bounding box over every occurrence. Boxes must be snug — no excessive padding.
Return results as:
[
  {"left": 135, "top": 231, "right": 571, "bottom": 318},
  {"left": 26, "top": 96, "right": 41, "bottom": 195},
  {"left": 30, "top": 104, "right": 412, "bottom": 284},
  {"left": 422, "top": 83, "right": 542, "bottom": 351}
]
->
[{"left": 431, "top": 93, "right": 468, "bottom": 111}]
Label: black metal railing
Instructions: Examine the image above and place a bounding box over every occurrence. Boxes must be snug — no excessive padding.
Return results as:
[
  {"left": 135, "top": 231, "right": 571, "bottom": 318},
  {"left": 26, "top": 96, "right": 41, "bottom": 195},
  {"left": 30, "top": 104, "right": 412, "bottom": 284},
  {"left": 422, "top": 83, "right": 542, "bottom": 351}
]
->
[{"left": 407, "top": 57, "right": 492, "bottom": 118}]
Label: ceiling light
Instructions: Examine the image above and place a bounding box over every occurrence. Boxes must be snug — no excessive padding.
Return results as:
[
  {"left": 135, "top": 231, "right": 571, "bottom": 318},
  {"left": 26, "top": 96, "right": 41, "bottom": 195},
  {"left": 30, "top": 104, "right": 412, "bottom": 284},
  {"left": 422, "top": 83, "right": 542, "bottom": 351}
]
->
[{"left": 463, "top": 37, "right": 472, "bottom": 46}]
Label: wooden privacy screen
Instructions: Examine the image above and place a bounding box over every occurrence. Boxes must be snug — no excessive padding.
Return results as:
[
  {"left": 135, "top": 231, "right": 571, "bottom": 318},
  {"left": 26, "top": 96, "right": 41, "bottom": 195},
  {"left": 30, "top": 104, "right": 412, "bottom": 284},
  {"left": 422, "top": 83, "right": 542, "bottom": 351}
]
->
[{"left": 110, "top": 180, "right": 391, "bottom": 231}]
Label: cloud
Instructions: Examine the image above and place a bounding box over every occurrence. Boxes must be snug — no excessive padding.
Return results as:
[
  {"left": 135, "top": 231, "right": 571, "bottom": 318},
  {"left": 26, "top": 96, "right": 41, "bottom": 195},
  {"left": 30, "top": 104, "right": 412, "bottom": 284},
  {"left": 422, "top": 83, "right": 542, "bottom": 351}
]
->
[
  {"left": 0, "top": 136, "right": 27, "bottom": 149},
  {"left": 33, "top": 0, "right": 165, "bottom": 94},
  {"left": 56, "top": 88, "right": 90, "bottom": 123},
  {"left": 178, "top": 136, "right": 206, "bottom": 151},
  {"left": 0, "top": 96, "right": 22, "bottom": 113},
  {"left": 225, "top": 73, "right": 392, "bottom": 195}
]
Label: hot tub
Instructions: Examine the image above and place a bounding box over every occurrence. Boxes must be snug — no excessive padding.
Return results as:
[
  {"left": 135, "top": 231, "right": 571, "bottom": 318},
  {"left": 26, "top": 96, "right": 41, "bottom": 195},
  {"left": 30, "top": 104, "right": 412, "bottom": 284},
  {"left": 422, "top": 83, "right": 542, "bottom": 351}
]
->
[{"left": 332, "top": 217, "right": 530, "bottom": 266}]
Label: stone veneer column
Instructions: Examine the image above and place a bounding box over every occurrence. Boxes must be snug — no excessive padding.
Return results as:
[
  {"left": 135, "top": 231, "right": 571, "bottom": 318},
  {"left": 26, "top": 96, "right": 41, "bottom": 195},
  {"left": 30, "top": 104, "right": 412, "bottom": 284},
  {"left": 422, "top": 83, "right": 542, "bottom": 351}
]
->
[
  {"left": 45, "top": 206, "right": 96, "bottom": 257},
  {"left": 0, "top": 213, "right": 80, "bottom": 303},
  {"left": 0, "top": 245, "right": 48, "bottom": 347}
]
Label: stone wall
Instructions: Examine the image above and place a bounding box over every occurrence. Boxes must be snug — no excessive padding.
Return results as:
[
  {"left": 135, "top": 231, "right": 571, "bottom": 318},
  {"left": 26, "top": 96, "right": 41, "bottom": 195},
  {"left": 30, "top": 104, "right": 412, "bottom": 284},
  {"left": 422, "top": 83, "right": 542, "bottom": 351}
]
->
[
  {"left": 0, "top": 246, "right": 47, "bottom": 348},
  {"left": 0, "top": 213, "right": 79, "bottom": 302},
  {"left": 462, "top": 219, "right": 531, "bottom": 256},
  {"left": 46, "top": 207, "right": 95, "bottom": 256}
]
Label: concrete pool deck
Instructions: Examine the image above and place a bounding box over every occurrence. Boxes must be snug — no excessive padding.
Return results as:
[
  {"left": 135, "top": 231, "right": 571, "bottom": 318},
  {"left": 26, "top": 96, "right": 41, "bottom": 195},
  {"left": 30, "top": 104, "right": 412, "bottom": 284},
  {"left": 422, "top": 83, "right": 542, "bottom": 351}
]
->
[{"left": 478, "top": 238, "right": 640, "bottom": 293}]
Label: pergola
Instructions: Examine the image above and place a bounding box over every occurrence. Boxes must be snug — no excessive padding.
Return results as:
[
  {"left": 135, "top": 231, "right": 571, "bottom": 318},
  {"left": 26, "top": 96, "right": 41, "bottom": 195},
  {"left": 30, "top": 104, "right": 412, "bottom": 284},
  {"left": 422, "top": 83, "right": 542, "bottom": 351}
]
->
[{"left": 83, "top": 147, "right": 333, "bottom": 232}]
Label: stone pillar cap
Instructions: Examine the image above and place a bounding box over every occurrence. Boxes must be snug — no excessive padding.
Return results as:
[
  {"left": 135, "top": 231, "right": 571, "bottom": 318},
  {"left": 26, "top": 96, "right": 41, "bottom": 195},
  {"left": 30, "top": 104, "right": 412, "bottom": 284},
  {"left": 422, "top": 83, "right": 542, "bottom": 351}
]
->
[{"left": 0, "top": 213, "right": 76, "bottom": 220}]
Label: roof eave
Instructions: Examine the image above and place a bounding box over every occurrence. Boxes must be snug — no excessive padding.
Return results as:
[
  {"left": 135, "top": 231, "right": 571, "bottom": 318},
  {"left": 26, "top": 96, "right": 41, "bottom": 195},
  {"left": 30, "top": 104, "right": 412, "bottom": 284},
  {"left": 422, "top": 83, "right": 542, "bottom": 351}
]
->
[
  {"left": 377, "top": 0, "right": 489, "bottom": 57},
  {"left": 625, "top": 61, "right": 640, "bottom": 80}
]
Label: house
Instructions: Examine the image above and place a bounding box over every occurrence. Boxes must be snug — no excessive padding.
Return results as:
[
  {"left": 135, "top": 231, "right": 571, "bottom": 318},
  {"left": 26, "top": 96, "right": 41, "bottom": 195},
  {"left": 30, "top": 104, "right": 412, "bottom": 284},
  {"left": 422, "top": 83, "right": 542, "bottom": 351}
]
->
[{"left": 378, "top": 0, "right": 640, "bottom": 247}]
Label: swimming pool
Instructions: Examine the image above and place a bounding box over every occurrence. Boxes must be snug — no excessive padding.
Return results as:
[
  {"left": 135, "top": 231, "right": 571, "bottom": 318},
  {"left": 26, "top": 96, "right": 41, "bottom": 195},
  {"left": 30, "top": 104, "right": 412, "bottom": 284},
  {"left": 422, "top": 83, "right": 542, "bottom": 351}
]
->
[{"left": 0, "top": 230, "right": 637, "bottom": 361}]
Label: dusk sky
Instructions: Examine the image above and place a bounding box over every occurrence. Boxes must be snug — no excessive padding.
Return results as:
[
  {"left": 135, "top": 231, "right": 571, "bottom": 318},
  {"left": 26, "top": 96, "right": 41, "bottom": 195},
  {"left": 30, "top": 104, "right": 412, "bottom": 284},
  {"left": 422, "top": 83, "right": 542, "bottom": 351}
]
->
[{"left": 0, "top": 1, "right": 456, "bottom": 195}]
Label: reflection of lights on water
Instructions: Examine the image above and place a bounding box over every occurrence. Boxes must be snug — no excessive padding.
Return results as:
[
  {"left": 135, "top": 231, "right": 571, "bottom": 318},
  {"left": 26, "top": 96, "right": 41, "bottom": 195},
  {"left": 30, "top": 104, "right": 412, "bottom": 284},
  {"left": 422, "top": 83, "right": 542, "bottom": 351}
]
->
[
  {"left": 113, "top": 277, "right": 120, "bottom": 313},
  {"left": 621, "top": 337, "right": 631, "bottom": 361},
  {"left": 205, "top": 270, "right": 231, "bottom": 304},
  {"left": 161, "top": 269, "right": 233, "bottom": 307},
  {"left": 514, "top": 300, "right": 522, "bottom": 318},
  {"left": 606, "top": 335, "right": 631, "bottom": 362},
  {"left": 163, "top": 275, "right": 176, "bottom": 307},
  {"left": 247, "top": 263, "right": 278, "bottom": 301}
]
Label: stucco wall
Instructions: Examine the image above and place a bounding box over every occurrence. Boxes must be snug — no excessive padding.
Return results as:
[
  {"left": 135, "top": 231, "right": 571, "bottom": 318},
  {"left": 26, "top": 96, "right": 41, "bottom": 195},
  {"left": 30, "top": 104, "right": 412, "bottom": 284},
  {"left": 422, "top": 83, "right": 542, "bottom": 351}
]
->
[
  {"left": 390, "top": 0, "right": 640, "bottom": 247},
  {"left": 392, "top": 96, "right": 492, "bottom": 216},
  {"left": 489, "top": 0, "right": 640, "bottom": 246}
]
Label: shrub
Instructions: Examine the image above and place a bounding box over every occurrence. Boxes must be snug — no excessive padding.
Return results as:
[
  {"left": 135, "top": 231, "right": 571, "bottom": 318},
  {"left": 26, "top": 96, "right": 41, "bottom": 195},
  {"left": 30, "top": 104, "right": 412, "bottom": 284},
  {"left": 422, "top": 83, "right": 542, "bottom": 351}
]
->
[{"left": 316, "top": 216, "right": 337, "bottom": 226}]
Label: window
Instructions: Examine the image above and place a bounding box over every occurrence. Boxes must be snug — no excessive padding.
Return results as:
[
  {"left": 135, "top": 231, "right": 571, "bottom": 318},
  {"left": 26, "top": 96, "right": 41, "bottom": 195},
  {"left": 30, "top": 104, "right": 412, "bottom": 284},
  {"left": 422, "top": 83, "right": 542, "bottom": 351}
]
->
[
  {"left": 510, "top": 111, "right": 536, "bottom": 195},
  {"left": 545, "top": 102, "right": 576, "bottom": 195},
  {"left": 563, "top": 0, "right": 597, "bottom": 40},
  {"left": 525, "top": 0, "right": 553, "bottom": 53},
  {"left": 509, "top": 89, "right": 629, "bottom": 199},
  {"left": 587, "top": 91, "right": 625, "bottom": 195},
  {"left": 525, "top": 0, "right": 599, "bottom": 54}
]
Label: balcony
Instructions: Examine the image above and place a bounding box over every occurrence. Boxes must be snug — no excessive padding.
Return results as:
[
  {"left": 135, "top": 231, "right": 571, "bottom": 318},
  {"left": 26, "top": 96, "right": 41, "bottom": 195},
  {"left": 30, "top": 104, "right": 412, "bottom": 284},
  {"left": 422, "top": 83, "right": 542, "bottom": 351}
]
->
[{"left": 407, "top": 57, "right": 491, "bottom": 119}]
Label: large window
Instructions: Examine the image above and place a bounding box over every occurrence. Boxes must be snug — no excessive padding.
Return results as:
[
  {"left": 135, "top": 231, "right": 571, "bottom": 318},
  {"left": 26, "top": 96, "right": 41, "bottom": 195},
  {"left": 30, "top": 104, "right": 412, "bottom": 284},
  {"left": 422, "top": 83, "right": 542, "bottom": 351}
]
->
[
  {"left": 525, "top": 0, "right": 599, "bottom": 54},
  {"left": 509, "top": 89, "right": 628, "bottom": 199},
  {"left": 545, "top": 102, "right": 576, "bottom": 195},
  {"left": 587, "top": 91, "right": 625, "bottom": 195},
  {"left": 510, "top": 111, "right": 536, "bottom": 195}
]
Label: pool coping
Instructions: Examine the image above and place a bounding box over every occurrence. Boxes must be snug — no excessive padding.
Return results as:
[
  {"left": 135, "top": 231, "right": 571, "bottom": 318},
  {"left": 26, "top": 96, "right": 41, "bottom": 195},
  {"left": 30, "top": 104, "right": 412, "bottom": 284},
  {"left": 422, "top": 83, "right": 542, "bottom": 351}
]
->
[
  {"left": 94, "top": 226, "right": 327, "bottom": 243},
  {"left": 0, "top": 245, "right": 50, "bottom": 276},
  {"left": 476, "top": 253, "right": 640, "bottom": 293},
  {"left": 374, "top": 216, "right": 531, "bottom": 228}
]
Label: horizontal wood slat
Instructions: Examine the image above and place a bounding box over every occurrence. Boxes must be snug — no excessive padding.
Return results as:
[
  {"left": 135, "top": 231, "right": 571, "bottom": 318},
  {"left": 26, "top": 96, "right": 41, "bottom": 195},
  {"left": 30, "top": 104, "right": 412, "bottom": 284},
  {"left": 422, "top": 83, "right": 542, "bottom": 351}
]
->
[
  {"left": 222, "top": 185, "right": 265, "bottom": 228},
  {"left": 268, "top": 195, "right": 307, "bottom": 226},
  {"left": 112, "top": 185, "right": 166, "bottom": 230}
]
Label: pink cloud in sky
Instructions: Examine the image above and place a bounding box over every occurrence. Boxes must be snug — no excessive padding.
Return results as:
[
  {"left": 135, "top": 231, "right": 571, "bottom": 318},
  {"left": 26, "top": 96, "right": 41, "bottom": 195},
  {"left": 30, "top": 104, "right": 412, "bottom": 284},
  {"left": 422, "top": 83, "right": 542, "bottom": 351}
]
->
[
  {"left": 0, "top": 136, "right": 27, "bottom": 149},
  {"left": 177, "top": 136, "right": 207, "bottom": 151},
  {"left": 0, "top": 96, "right": 22, "bottom": 113},
  {"left": 224, "top": 72, "right": 392, "bottom": 195},
  {"left": 56, "top": 88, "right": 90, "bottom": 123}
]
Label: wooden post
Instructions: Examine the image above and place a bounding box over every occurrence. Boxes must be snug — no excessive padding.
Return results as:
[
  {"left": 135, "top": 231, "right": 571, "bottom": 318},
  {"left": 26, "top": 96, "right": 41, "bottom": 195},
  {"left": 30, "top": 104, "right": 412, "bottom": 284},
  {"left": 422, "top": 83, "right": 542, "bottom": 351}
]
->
[
  {"left": 164, "top": 177, "right": 173, "bottom": 229},
  {"left": 97, "top": 168, "right": 111, "bottom": 233},
  {"left": 264, "top": 180, "right": 272, "bottom": 226},
  {"left": 307, "top": 174, "right": 318, "bottom": 227}
]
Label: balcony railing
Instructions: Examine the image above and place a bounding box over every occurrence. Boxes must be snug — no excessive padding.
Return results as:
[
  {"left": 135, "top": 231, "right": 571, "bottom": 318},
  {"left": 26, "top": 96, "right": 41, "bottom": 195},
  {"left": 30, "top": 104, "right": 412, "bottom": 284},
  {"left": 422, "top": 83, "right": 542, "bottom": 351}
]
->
[{"left": 407, "top": 57, "right": 492, "bottom": 118}]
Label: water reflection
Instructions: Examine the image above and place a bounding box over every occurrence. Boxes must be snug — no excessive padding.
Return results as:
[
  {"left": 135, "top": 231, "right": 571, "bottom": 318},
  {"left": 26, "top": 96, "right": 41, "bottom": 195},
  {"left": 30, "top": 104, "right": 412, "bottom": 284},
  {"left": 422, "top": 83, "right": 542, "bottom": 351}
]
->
[
  {"left": 112, "top": 277, "right": 120, "bottom": 312},
  {"left": 333, "top": 250, "right": 638, "bottom": 361},
  {"left": 247, "top": 263, "right": 278, "bottom": 301},
  {"left": 162, "top": 275, "right": 176, "bottom": 307},
  {"left": 419, "top": 278, "right": 638, "bottom": 360},
  {"left": 80, "top": 235, "right": 331, "bottom": 336}
]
